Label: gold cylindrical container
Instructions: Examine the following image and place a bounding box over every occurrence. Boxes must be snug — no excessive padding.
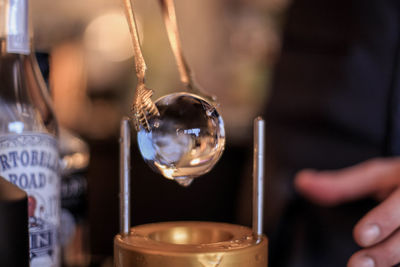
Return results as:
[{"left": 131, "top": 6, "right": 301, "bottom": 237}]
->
[
  {"left": 114, "top": 221, "right": 268, "bottom": 267},
  {"left": 115, "top": 118, "right": 268, "bottom": 267}
]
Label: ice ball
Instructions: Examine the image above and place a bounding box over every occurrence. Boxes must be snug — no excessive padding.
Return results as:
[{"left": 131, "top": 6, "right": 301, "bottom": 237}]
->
[{"left": 137, "top": 92, "right": 225, "bottom": 186}]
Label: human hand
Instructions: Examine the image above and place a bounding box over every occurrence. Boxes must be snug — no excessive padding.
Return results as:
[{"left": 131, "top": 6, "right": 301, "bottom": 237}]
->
[{"left": 294, "top": 158, "right": 400, "bottom": 267}]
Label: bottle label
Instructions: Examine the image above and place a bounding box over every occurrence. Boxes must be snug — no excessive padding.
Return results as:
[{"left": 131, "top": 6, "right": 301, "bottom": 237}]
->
[
  {"left": 7, "top": 0, "right": 30, "bottom": 55},
  {"left": 0, "top": 133, "right": 60, "bottom": 267}
]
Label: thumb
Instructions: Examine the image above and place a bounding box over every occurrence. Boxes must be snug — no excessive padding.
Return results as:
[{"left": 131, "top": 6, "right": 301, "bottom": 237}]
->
[{"left": 294, "top": 159, "right": 400, "bottom": 206}]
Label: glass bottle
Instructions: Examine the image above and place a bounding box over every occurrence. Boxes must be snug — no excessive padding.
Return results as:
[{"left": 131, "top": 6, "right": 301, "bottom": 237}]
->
[
  {"left": 59, "top": 127, "right": 90, "bottom": 267},
  {"left": 0, "top": 0, "right": 61, "bottom": 266},
  {"left": 34, "top": 47, "right": 91, "bottom": 267}
]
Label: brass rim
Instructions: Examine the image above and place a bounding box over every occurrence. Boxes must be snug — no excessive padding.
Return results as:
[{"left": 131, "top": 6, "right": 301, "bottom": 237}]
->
[{"left": 115, "top": 221, "right": 265, "bottom": 254}]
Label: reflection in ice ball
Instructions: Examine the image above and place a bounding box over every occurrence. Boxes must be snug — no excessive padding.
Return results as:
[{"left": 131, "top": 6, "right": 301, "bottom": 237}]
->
[{"left": 137, "top": 93, "right": 225, "bottom": 187}]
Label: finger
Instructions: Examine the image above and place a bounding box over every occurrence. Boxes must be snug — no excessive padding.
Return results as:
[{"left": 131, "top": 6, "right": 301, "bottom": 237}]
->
[
  {"left": 295, "top": 159, "right": 400, "bottom": 206},
  {"left": 353, "top": 188, "right": 400, "bottom": 247},
  {"left": 374, "top": 186, "right": 396, "bottom": 202},
  {"left": 348, "top": 227, "right": 400, "bottom": 267}
]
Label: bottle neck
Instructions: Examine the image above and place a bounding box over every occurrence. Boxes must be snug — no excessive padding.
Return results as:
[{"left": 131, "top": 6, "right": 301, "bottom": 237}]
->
[
  {"left": 0, "top": 0, "right": 30, "bottom": 55},
  {"left": 0, "top": 0, "right": 57, "bottom": 135},
  {"left": 0, "top": 0, "right": 30, "bottom": 98}
]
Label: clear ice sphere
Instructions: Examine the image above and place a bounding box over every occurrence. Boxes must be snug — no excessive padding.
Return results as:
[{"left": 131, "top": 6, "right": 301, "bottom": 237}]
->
[{"left": 137, "top": 92, "right": 225, "bottom": 186}]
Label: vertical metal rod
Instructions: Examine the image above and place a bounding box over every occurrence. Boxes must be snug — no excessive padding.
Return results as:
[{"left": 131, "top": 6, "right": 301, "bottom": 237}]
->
[
  {"left": 252, "top": 117, "right": 265, "bottom": 239},
  {"left": 120, "top": 117, "right": 131, "bottom": 235}
]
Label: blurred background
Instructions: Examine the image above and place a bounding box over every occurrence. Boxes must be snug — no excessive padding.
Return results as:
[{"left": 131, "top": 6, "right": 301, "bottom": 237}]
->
[{"left": 31, "top": 0, "right": 290, "bottom": 266}]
